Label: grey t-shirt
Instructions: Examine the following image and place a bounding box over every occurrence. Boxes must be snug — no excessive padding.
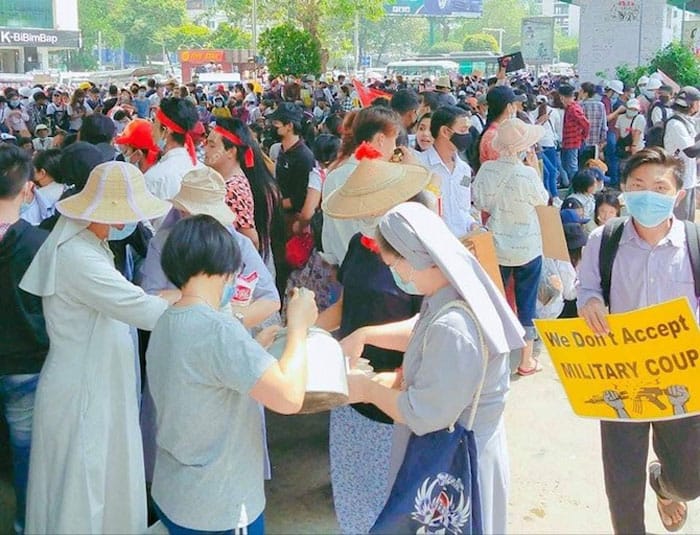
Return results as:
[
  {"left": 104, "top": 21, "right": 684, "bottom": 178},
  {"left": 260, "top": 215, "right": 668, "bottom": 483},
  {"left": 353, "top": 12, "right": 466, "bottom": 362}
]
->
[{"left": 147, "top": 304, "right": 276, "bottom": 530}]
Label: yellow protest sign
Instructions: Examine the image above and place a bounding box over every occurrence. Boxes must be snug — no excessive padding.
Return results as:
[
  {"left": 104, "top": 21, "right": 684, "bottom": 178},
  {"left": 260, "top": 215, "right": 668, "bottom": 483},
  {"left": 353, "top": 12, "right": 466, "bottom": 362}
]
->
[{"left": 534, "top": 298, "right": 700, "bottom": 421}]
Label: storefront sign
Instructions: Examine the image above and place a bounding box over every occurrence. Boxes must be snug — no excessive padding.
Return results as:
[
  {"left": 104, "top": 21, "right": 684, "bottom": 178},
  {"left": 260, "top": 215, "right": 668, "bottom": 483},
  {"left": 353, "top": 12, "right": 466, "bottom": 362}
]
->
[
  {"left": 0, "top": 28, "right": 81, "bottom": 48},
  {"left": 385, "top": 0, "right": 483, "bottom": 17},
  {"left": 535, "top": 298, "right": 700, "bottom": 422},
  {"left": 179, "top": 49, "right": 227, "bottom": 64}
]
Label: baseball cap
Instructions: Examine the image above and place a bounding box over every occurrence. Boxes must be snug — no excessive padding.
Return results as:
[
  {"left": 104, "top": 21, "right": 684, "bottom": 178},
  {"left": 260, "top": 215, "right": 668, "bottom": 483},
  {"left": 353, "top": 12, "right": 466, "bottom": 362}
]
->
[
  {"left": 606, "top": 80, "right": 624, "bottom": 95},
  {"left": 268, "top": 102, "right": 303, "bottom": 125},
  {"left": 674, "top": 86, "right": 700, "bottom": 108},
  {"left": 626, "top": 98, "right": 641, "bottom": 110},
  {"left": 536, "top": 95, "right": 548, "bottom": 104},
  {"left": 646, "top": 78, "right": 662, "bottom": 91},
  {"left": 78, "top": 81, "right": 92, "bottom": 90},
  {"left": 558, "top": 84, "right": 575, "bottom": 97},
  {"left": 115, "top": 118, "right": 158, "bottom": 152},
  {"left": 486, "top": 86, "right": 521, "bottom": 107}
]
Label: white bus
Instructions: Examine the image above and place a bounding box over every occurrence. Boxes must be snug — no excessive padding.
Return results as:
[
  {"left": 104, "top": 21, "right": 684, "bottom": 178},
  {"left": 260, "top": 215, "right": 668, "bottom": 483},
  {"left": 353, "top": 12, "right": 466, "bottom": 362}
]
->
[{"left": 385, "top": 60, "right": 460, "bottom": 82}]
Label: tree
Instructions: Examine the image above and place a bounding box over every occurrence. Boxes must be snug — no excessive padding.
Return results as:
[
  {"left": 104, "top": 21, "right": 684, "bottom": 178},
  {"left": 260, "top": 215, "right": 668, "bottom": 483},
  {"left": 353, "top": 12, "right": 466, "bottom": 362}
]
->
[
  {"left": 209, "top": 23, "right": 251, "bottom": 49},
  {"left": 428, "top": 41, "right": 463, "bottom": 54},
  {"left": 463, "top": 33, "right": 499, "bottom": 53},
  {"left": 78, "top": 0, "right": 123, "bottom": 58},
  {"left": 615, "top": 64, "right": 650, "bottom": 88},
  {"left": 258, "top": 23, "right": 322, "bottom": 76},
  {"left": 649, "top": 42, "right": 700, "bottom": 87},
  {"left": 110, "top": 0, "right": 185, "bottom": 61},
  {"left": 559, "top": 46, "right": 579, "bottom": 65},
  {"left": 457, "top": 0, "right": 528, "bottom": 52},
  {"left": 159, "top": 23, "right": 211, "bottom": 52},
  {"left": 357, "top": 16, "right": 426, "bottom": 67}
]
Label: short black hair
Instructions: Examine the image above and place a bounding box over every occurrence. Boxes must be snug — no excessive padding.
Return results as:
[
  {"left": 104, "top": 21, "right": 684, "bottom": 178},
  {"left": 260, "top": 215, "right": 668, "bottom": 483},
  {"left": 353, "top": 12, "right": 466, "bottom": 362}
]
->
[
  {"left": 108, "top": 84, "right": 118, "bottom": 96},
  {"left": 312, "top": 134, "right": 340, "bottom": 165},
  {"left": 159, "top": 97, "right": 199, "bottom": 146},
  {"left": 79, "top": 114, "right": 116, "bottom": 144},
  {"left": 391, "top": 89, "right": 420, "bottom": 115},
  {"left": 571, "top": 169, "right": 597, "bottom": 194},
  {"left": 33, "top": 148, "right": 62, "bottom": 177},
  {"left": 594, "top": 191, "right": 622, "bottom": 224},
  {"left": 621, "top": 146, "right": 684, "bottom": 190},
  {"left": 0, "top": 144, "right": 31, "bottom": 199},
  {"left": 419, "top": 91, "right": 441, "bottom": 112},
  {"left": 161, "top": 214, "right": 242, "bottom": 289},
  {"left": 430, "top": 105, "right": 469, "bottom": 139}
]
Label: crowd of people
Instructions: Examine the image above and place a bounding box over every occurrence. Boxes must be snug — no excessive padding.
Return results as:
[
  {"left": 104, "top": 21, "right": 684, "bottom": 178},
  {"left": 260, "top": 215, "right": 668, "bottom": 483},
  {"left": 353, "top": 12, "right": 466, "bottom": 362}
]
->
[{"left": 0, "top": 65, "right": 698, "bottom": 535}]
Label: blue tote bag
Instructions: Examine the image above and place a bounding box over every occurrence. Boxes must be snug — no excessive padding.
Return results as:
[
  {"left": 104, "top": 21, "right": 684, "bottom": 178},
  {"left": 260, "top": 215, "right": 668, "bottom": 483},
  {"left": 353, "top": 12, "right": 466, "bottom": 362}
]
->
[{"left": 371, "top": 301, "right": 488, "bottom": 535}]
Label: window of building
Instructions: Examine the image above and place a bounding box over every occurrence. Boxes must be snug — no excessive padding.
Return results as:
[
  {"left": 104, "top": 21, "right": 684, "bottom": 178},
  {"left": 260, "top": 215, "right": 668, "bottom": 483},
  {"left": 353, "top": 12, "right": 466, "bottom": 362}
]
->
[{"left": 0, "top": 0, "right": 53, "bottom": 29}]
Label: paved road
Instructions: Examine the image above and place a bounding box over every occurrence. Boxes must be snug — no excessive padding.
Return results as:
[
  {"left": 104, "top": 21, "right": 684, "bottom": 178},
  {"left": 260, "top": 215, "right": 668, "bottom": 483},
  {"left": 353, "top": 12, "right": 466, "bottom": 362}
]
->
[{"left": 1, "top": 349, "right": 698, "bottom": 533}]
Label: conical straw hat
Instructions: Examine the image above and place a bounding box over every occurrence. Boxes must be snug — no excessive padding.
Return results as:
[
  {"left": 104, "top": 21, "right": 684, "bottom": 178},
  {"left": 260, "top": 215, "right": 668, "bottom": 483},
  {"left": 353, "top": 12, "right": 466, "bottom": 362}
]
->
[
  {"left": 57, "top": 161, "right": 171, "bottom": 224},
  {"left": 170, "top": 167, "right": 236, "bottom": 226},
  {"left": 322, "top": 159, "right": 431, "bottom": 219}
]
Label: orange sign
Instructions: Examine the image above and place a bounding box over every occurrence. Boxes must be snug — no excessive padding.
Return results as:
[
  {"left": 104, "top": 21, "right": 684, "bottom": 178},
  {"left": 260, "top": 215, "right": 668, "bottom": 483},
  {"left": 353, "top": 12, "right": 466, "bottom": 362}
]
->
[{"left": 179, "top": 49, "right": 226, "bottom": 64}]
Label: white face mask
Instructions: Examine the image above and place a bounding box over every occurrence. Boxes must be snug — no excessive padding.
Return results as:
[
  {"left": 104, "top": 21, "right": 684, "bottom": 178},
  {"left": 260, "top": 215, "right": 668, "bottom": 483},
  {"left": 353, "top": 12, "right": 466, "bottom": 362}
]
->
[{"left": 626, "top": 109, "right": 638, "bottom": 118}]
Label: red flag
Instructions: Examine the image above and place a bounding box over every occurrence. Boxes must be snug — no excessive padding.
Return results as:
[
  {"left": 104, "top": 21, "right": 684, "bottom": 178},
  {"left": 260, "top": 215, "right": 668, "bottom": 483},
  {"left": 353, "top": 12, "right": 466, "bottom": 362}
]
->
[{"left": 352, "top": 79, "right": 392, "bottom": 108}]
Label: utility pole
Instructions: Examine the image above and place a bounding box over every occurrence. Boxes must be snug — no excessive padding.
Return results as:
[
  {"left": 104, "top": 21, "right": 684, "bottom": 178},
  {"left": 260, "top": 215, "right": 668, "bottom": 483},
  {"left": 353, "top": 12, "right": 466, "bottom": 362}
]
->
[
  {"left": 252, "top": 0, "right": 258, "bottom": 59},
  {"left": 354, "top": 12, "right": 360, "bottom": 74},
  {"left": 97, "top": 30, "right": 102, "bottom": 70},
  {"left": 483, "top": 27, "right": 505, "bottom": 55}
]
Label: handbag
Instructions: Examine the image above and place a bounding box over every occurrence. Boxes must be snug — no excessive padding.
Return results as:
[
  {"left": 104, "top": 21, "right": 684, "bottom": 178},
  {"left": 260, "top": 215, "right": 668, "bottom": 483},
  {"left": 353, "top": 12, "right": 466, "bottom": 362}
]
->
[{"left": 371, "top": 301, "right": 489, "bottom": 535}]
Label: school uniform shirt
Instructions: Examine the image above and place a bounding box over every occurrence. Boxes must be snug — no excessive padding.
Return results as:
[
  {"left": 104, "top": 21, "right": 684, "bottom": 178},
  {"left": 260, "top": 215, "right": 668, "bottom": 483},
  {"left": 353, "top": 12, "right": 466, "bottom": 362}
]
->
[
  {"left": 615, "top": 112, "right": 647, "bottom": 152},
  {"left": 321, "top": 157, "right": 361, "bottom": 266},
  {"left": 32, "top": 136, "right": 53, "bottom": 151},
  {"left": 577, "top": 217, "right": 698, "bottom": 319},
  {"left": 472, "top": 156, "right": 549, "bottom": 266},
  {"left": 143, "top": 147, "right": 199, "bottom": 201},
  {"left": 418, "top": 146, "right": 476, "bottom": 238},
  {"left": 663, "top": 113, "right": 697, "bottom": 190}
]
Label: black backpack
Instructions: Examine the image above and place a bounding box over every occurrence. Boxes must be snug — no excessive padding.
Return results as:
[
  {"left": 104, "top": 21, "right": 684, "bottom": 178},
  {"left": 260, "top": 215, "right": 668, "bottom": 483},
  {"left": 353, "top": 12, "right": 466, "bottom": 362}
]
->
[
  {"left": 645, "top": 113, "right": 682, "bottom": 149},
  {"left": 599, "top": 217, "right": 700, "bottom": 307}
]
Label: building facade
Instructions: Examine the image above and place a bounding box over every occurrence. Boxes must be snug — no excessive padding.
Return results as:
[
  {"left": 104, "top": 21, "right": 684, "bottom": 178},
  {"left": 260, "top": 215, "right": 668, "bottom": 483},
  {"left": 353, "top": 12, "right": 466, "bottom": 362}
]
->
[{"left": 534, "top": 0, "right": 581, "bottom": 36}]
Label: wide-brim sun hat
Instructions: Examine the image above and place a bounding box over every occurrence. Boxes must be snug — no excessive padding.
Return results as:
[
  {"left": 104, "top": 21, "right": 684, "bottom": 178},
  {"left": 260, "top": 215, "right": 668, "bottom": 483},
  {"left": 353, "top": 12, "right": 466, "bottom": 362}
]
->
[
  {"left": 170, "top": 167, "right": 235, "bottom": 227},
  {"left": 57, "top": 161, "right": 171, "bottom": 224},
  {"left": 492, "top": 118, "right": 544, "bottom": 157},
  {"left": 322, "top": 158, "right": 431, "bottom": 219}
]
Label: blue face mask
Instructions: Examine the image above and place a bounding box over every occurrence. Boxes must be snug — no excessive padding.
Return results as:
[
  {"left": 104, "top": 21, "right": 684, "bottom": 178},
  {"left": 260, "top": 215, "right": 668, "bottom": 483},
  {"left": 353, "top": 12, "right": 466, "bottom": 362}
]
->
[
  {"left": 220, "top": 280, "right": 236, "bottom": 308},
  {"left": 623, "top": 190, "right": 677, "bottom": 228},
  {"left": 108, "top": 223, "right": 137, "bottom": 241},
  {"left": 390, "top": 266, "right": 422, "bottom": 295}
]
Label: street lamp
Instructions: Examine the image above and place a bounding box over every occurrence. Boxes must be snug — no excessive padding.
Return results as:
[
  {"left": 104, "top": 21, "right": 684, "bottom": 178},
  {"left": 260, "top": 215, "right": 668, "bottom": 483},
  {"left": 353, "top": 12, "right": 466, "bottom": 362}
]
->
[{"left": 483, "top": 27, "right": 505, "bottom": 55}]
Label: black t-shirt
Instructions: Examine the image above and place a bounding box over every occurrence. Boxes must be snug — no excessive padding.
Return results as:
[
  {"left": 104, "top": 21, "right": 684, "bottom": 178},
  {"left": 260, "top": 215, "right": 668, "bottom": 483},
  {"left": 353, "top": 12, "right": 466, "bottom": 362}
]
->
[
  {"left": 276, "top": 138, "right": 315, "bottom": 213},
  {"left": 339, "top": 233, "right": 423, "bottom": 423}
]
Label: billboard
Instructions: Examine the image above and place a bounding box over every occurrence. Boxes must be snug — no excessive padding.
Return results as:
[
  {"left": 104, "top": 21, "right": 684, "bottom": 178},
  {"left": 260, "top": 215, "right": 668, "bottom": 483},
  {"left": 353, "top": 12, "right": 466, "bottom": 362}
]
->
[
  {"left": 521, "top": 17, "right": 555, "bottom": 63},
  {"left": 385, "top": 0, "right": 483, "bottom": 17}
]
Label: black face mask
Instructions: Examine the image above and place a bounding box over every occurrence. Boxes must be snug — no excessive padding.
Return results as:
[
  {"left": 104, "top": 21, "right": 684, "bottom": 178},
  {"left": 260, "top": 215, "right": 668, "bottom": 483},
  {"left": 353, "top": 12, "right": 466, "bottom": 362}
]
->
[{"left": 450, "top": 131, "right": 472, "bottom": 152}]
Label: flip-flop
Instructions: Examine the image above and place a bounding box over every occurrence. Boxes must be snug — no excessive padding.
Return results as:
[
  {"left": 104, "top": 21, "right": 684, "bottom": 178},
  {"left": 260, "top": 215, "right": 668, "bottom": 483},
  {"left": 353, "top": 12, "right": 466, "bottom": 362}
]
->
[
  {"left": 649, "top": 460, "right": 688, "bottom": 532},
  {"left": 516, "top": 359, "right": 543, "bottom": 376}
]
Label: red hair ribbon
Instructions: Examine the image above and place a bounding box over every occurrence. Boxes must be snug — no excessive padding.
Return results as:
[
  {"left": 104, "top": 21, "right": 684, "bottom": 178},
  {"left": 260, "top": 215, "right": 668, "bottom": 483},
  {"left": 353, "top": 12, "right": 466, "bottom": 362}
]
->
[
  {"left": 213, "top": 126, "right": 255, "bottom": 168},
  {"left": 360, "top": 235, "right": 380, "bottom": 254},
  {"left": 354, "top": 141, "right": 383, "bottom": 161},
  {"left": 155, "top": 108, "right": 197, "bottom": 166}
]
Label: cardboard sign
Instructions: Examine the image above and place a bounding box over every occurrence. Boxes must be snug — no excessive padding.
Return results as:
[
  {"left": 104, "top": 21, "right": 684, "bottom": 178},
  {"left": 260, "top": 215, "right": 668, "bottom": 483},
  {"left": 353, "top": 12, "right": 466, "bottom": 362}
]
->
[
  {"left": 536, "top": 205, "right": 570, "bottom": 262},
  {"left": 535, "top": 298, "right": 700, "bottom": 421},
  {"left": 498, "top": 51, "right": 525, "bottom": 73},
  {"left": 460, "top": 230, "right": 506, "bottom": 296}
]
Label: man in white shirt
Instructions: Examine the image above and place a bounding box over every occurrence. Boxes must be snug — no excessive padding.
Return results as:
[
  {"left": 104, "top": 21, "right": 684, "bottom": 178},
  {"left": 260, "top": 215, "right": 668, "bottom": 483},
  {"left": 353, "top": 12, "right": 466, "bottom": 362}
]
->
[
  {"left": 145, "top": 97, "right": 200, "bottom": 204},
  {"left": 417, "top": 105, "right": 479, "bottom": 237},
  {"left": 663, "top": 86, "right": 700, "bottom": 221},
  {"left": 470, "top": 94, "right": 487, "bottom": 134}
]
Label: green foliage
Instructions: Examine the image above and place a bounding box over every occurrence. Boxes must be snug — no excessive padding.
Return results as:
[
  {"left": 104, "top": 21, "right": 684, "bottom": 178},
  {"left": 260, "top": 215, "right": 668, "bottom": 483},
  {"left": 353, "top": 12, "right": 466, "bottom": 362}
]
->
[
  {"left": 457, "top": 0, "right": 528, "bottom": 52},
  {"left": 258, "top": 24, "right": 321, "bottom": 77},
  {"left": 357, "top": 16, "right": 426, "bottom": 66},
  {"left": 428, "top": 41, "right": 463, "bottom": 54},
  {"left": 462, "top": 33, "right": 499, "bottom": 53},
  {"left": 209, "top": 23, "right": 251, "bottom": 49},
  {"left": 649, "top": 42, "right": 700, "bottom": 87},
  {"left": 159, "top": 23, "right": 211, "bottom": 52},
  {"left": 559, "top": 46, "right": 579, "bottom": 65},
  {"left": 615, "top": 64, "right": 650, "bottom": 88}
]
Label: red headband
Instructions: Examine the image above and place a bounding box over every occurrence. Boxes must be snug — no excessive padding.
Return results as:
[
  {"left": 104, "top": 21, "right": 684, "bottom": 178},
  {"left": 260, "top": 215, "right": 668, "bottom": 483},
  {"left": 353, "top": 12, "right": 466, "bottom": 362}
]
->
[
  {"left": 155, "top": 108, "right": 197, "bottom": 166},
  {"left": 213, "top": 126, "right": 255, "bottom": 168}
]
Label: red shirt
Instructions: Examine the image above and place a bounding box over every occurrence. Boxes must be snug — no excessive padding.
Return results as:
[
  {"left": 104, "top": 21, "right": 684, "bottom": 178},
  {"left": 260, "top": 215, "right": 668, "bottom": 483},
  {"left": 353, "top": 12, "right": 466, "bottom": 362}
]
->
[{"left": 562, "top": 102, "right": 591, "bottom": 149}]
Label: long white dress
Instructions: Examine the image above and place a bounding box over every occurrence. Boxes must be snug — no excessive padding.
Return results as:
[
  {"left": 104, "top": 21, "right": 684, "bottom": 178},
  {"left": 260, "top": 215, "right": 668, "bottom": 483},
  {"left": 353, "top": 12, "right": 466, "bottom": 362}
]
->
[{"left": 20, "top": 218, "right": 168, "bottom": 534}]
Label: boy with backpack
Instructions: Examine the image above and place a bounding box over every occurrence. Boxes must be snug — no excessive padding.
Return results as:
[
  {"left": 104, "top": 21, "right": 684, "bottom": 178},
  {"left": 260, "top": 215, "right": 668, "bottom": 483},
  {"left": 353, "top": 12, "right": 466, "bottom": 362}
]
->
[{"left": 577, "top": 147, "right": 700, "bottom": 534}]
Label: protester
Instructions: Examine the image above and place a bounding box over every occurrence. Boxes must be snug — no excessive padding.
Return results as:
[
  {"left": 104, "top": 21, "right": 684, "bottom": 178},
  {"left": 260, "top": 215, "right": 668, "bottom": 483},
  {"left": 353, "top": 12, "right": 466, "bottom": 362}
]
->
[
  {"left": 473, "top": 118, "right": 549, "bottom": 376},
  {"left": 0, "top": 145, "right": 49, "bottom": 534},
  {"left": 147, "top": 215, "right": 317, "bottom": 534},
  {"left": 31, "top": 148, "right": 64, "bottom": 214},
  {"left": 342, "top": 202, "right": 525, "bottom": 535},
  {"left": 114, "top": 118, "right": 161, "bottom": 174},
  {"left": 594, "top": 190, "right": 622, "bottom": 226},
  {"left": 577, "top": 147, "right": 700, "bottom": 533},
  {"left": 19, "top": 162, "right": 175, "bottom": 533},
  {"left": 559, "top": 84, "right": 590, "bottom": 180},
  {"left": 413, "top": 112, "right": 434, "bottom": 152},
  {"left": 479, "top": 86, "right": 524, "bottom": 166}
]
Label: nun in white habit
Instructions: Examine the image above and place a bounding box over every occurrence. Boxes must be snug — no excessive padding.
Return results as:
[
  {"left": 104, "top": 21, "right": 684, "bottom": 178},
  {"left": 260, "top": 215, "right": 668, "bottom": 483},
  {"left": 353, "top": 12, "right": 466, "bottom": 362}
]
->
[
  {"left": 342, "top": 202, "right": 526, "bottom": 534},
  {"left": 20, "top": 162, "right": 174, "bottom": 534}
]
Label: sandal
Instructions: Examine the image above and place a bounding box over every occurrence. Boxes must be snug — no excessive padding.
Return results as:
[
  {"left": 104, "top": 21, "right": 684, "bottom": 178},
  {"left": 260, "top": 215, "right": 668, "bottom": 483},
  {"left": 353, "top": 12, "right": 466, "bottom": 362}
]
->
[
  {"left": 516, "top": 359, "right": 543, "bottom": 376},
  {"left": 649, "top": 460, "right": 688, "bottom": 532}
]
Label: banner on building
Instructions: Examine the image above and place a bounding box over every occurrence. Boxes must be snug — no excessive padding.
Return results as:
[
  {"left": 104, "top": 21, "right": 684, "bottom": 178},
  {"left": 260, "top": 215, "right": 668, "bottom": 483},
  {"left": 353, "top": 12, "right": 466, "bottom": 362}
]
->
[
  {"left": 0, "top": 28, "right": 81, "bottom": 48},
  {"left": 385, "top": 0, "right": 483, "bottom": 17},
  {"left": 535, "top": 298, "right": 700, "bottom": 422},
  {"left": 521, "top": 17, "right": 555, "bottom": 63}
]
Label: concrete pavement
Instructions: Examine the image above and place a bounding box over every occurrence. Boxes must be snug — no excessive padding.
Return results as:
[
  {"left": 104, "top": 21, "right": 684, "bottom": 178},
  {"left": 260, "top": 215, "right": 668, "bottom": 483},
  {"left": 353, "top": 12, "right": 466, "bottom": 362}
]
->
[{"left": 1, "top": 348, "right": 698, "bottom": 533}]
